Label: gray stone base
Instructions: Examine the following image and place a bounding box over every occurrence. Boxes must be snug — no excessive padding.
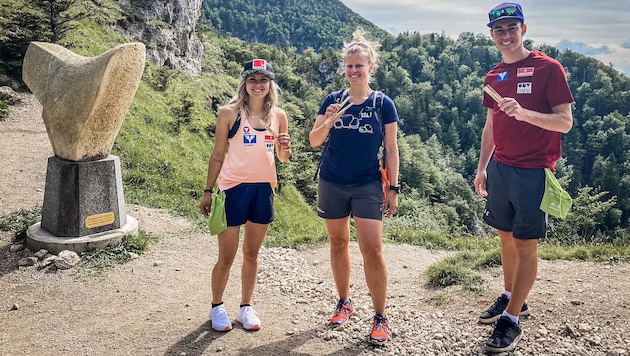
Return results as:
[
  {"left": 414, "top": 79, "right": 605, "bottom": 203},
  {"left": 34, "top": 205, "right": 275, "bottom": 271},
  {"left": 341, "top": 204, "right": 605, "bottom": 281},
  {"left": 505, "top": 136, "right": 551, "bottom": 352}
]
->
[
  {"left": 41, "top": 155, "right": 127, "bottom": 237},
  {"left": 26, "top": 215, "right": 138, "bottom": 255}
]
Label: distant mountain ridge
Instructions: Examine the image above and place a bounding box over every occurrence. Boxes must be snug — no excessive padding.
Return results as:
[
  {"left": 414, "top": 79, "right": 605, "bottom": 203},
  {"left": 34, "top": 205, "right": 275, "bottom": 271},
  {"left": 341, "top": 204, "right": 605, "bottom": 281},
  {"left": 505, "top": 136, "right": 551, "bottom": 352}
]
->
[{"left": 200, "top": 0, "right": 391, "bottom": 52}]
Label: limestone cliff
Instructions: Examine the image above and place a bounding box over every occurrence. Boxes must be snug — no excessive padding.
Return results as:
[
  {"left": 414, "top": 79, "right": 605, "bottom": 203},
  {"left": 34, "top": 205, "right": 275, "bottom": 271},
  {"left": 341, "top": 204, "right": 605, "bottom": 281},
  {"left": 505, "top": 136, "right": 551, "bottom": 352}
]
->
[{"left": 114, "top": 0, "right": 203, "bottom": 75}]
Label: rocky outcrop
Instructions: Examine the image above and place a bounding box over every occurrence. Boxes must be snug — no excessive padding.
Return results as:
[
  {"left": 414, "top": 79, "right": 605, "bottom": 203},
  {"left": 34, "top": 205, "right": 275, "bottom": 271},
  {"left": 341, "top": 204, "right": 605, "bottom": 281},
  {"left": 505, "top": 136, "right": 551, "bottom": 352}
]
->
[{"left": 114, "top": 0, "right": 203, "bottom": 75}]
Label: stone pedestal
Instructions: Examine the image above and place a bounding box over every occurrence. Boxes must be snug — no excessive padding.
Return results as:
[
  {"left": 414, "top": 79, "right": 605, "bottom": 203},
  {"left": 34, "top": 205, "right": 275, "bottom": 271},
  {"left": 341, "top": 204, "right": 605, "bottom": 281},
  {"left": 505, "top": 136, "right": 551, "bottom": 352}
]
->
[
  {"left": 41, "top": 155, "right": 127, "bottom": 236},
  {"left": 26, "top": 155, "right": 138, "bottom": 254}
]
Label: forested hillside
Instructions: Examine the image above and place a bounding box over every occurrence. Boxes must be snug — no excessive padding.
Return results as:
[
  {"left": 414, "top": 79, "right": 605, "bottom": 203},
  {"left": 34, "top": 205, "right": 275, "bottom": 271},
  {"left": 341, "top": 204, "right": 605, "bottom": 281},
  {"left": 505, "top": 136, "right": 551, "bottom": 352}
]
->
[
  {"left": 1, "top": 0, "right": 629, "bottom": 246},
  {"left": 201, "top": 0, "right": 389, "bottom": 52}
]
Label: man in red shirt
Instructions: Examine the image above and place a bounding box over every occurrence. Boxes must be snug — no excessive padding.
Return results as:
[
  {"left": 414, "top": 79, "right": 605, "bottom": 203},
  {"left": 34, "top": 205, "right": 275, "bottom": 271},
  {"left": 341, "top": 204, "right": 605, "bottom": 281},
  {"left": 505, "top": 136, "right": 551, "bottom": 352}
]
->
[{"left": 473, "top": 2, "right": 574, "bottom": 353}]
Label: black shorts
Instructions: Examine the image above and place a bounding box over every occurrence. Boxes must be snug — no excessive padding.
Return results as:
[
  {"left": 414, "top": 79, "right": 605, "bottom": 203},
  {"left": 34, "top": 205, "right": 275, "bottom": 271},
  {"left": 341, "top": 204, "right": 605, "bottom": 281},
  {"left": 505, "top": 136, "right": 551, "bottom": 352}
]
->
[
  {"left": 317, "top": 179, "right": 383, "bottom": 220},
  {"left": 483, "top": 160, "right": 547, "bottom": 239},
  {"left": 224, "top": 183, "right": 274, "bottom": 226}
]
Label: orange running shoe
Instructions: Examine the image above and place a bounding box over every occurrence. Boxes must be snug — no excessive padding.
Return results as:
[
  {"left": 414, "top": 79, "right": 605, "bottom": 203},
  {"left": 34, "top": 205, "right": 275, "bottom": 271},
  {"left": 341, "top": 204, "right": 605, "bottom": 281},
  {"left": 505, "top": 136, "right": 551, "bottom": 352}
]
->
[
  {"left": 368, "top": 314, "right": 390, "bottom": 345},
  {"left": 329, "top": 299, "right": 354, "bottom": 327}
]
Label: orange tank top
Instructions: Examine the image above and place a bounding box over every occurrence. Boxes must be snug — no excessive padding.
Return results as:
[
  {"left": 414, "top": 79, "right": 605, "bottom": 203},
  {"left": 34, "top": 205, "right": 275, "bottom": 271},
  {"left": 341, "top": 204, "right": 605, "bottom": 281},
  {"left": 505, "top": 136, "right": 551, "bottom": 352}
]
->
[{"left": 217, "top": 110, "right": 279, "bottom": 191}]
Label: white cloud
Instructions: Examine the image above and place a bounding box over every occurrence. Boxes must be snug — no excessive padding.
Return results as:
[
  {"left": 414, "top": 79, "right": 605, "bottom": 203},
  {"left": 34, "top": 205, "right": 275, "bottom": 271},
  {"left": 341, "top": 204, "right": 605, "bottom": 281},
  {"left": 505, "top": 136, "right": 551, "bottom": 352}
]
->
[
  {"left": 556, "top": 41, "right": 611, "bottom": 56},
  {"left": 595, "top": 47, "right": 630, "bottom": 74}
]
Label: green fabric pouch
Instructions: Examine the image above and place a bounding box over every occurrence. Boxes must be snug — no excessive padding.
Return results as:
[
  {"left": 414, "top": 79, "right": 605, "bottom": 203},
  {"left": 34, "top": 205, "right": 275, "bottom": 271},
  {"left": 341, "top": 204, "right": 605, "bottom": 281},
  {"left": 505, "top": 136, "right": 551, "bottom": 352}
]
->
[
  {"left": 208, "top": 190, "right": 227, "bottom": 235},
  {"left": 540, "top": 168, "right": 572, "bottom": 219}
]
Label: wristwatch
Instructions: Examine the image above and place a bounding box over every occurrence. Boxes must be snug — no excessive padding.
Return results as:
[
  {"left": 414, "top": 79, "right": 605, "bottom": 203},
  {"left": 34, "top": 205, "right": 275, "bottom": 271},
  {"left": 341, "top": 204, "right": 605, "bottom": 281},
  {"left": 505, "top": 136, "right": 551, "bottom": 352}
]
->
[{"left": 389, "top": 184, "right": 401, "bottom": 194}]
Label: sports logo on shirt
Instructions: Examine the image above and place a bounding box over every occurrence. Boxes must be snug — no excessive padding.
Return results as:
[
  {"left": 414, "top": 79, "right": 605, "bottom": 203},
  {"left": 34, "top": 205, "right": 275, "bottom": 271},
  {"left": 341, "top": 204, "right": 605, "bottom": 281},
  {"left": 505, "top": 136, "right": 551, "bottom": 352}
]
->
[
  {"left": 243, "top": 125, "right": 255, "bottom": 145},
  {"left": 264, "top": 134, "right": 275, "bottom": 152},
  {"left": 497, "top": 71, "right": 509, "bottom": 82},
  {"left": 243, "top": 134, "right": 256, "bottom": 145},
  {"left": 517, "top": 67, "right": 535, "bottom": 77},
  {"left": 517, "top": 82, "right": 532, "bottom": 94}
]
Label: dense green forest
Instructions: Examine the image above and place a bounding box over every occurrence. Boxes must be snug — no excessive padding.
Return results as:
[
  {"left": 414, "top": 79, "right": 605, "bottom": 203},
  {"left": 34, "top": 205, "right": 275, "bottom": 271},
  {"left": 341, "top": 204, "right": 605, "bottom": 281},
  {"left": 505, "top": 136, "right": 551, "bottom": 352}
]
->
[
  {"left": 1, "top": 0, "right": 629, "bottom": 248},
  {"left": 201, "top": 0, "right": 389, "bottom": 53}
]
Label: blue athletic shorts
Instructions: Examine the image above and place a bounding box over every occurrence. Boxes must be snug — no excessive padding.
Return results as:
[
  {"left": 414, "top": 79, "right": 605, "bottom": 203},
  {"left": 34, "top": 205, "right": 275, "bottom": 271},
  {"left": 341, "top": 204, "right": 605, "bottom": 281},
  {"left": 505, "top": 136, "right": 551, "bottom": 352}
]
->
[
  {"left": 483, "top": 160, "right": 547, "bottom": 239},
  {"left": 317, "top": 179, "right": 383, "bottom": 220},
  {"left": 224, "top": 183, "right": 274, "bottom": 226}
]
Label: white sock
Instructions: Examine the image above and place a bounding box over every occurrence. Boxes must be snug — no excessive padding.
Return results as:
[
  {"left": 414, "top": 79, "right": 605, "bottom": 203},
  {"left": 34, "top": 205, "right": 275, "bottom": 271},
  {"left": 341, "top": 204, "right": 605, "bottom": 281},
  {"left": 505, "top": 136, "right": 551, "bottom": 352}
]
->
[
  {"left": 502, "top": 310, "right": 519, "bottom": 324},
  {"left": 502, "top": 290, "right": 512, "bottom": 298}
]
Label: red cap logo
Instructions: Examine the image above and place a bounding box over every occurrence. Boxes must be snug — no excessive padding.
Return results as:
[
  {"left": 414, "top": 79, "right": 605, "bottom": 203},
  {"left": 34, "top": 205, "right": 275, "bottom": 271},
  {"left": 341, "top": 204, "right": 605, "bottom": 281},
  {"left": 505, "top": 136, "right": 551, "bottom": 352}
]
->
[{"left": 252, "top": 59, "right": 266, "bottom": 70}]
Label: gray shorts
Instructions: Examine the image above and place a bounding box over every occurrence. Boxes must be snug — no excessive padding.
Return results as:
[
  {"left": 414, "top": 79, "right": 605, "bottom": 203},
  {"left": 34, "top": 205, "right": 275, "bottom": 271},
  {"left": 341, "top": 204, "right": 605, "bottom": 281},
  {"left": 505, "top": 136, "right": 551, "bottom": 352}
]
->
[{"left": 317, "top": 179, "right": 383, "bottom": 220}]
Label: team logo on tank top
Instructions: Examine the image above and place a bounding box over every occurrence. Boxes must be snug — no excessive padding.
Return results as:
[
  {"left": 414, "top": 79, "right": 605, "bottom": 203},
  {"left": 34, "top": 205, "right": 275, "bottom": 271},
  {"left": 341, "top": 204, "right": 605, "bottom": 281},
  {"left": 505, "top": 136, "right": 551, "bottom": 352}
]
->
[
  {"left": 265, "top": 135, "right": 275, "bottom": 152},
  {"left": 243, "top": 126, "right": 256, "bottom": 145}
]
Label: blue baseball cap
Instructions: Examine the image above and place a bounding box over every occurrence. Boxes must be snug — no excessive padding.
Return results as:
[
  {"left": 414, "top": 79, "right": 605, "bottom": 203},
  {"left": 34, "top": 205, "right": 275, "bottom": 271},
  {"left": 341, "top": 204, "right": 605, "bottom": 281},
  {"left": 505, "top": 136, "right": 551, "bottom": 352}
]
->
[{"left": 487, "top": 2, "right": 525, "bottom": 27}]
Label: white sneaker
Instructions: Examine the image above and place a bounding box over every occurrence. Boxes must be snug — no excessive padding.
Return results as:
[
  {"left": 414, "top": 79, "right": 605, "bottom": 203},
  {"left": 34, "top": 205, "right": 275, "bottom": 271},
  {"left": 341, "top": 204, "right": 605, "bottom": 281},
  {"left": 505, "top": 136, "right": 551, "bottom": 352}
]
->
[
  {"left": 236, "top": 305, "right": 261, "bottom": 331},
  {"left": 209, "top": 304, "right": 232, "bottom": 332}
]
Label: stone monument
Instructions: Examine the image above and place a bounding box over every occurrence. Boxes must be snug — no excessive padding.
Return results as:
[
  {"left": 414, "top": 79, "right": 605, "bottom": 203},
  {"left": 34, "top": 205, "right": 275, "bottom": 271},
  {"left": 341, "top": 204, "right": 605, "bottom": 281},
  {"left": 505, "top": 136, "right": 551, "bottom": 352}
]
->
[{"left": 22, "top": 42, "right": 145, "bottom": 254}]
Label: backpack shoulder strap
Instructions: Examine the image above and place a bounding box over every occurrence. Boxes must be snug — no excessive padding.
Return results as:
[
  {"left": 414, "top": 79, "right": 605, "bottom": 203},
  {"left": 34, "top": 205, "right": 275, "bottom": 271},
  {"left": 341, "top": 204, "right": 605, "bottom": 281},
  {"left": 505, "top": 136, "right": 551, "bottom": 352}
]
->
[
  {"left": 372, "top": 90, "right": 385, "bottom": 111},
  {"left": 334, "top": 89, "right": 349, "bottom": 104},
  {"left": 373, "top": 91, "right": 387, "bottom": 167},
  {"left": 371, "top": 91, "right": 386, "bottom": 133}
]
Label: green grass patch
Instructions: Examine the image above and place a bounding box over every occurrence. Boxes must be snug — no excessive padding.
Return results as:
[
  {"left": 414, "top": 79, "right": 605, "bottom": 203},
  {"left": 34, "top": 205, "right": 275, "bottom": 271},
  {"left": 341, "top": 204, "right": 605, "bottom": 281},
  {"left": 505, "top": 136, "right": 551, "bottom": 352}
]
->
[
  {"left": 539, "top": 242, "right": 630, "bottom": 263},
  {"left": 0, "top": 100, "right": 9, "bottom": 120},
  {"left": 424, "top": 247, "right": 501, "bottom": 293},
  {"left": 425, "top": 252, "right": 487, "bottom": 293},
  {"left": 423, "top": 236, "right": 630, "bottom": 294},
  {"left": 79, "top": 230, "right": 158, "bottom": 274},
  {"left": 0, "top": 206, "right": 42, "bottom": 240},
  {"left": 386, "top": 221, "right": 501, "bottom": 251},
  {"left": 63, "top": 19, "right": 131, "bottom": 57}
]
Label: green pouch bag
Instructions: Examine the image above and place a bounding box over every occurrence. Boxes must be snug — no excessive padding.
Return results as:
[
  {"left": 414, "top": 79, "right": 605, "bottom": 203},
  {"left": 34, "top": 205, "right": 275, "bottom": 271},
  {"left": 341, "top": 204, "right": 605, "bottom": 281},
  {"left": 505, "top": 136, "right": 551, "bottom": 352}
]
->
[
  {"left": 208, "top": 190, "right": 227, "bottom": 235},
  {"left": 540, "top": 168, "right": 572, "bottom": 219}
]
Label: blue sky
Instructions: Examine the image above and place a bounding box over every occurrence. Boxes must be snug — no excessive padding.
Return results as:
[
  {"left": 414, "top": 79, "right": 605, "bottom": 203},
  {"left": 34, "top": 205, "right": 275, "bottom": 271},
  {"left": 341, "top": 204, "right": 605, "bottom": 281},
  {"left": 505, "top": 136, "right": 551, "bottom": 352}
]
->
[{"left": 341, "top": 0, "right": 630, "bottom": 75}]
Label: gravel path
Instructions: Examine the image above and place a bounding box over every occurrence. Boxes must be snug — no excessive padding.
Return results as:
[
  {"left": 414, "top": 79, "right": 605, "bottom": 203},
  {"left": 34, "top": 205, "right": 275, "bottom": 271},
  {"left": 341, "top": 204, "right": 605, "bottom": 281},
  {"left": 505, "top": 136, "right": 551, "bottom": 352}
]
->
[{"left": 1, "top": 92, "right": 629, "bottom": 355}]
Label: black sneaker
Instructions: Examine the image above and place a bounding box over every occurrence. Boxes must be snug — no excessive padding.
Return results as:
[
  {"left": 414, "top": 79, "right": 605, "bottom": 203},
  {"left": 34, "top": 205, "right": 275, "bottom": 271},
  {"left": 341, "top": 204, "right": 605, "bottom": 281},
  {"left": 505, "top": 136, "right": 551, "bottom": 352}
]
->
[
  {"left": 479, "top": 294, "right": 530, "bottom": 324},
  {"left": 485, "top": 316, "right": 523, "bottom": 352}
]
